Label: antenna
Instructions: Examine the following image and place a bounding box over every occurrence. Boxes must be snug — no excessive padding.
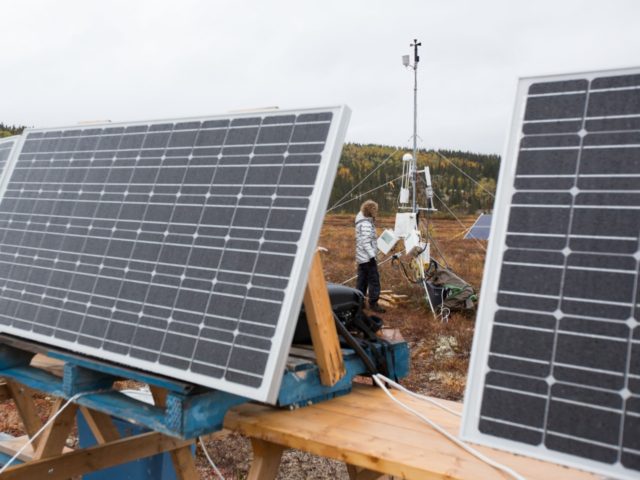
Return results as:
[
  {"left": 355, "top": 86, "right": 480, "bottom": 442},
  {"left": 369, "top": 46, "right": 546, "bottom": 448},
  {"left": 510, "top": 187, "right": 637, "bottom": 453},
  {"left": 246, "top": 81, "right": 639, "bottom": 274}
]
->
[
  {"left": 398, "top": 39, "right": 437, "bottom": 317},
  {"left": 410, "top": 39, "right": 421, "bottom": 214}
]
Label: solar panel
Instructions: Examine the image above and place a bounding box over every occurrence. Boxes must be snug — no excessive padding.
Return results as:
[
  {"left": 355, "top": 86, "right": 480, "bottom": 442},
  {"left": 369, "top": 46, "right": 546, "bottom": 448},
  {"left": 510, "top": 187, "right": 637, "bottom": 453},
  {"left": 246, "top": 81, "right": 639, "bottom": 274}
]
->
[
  {"left": 464, "top": 213, "right": 492, "bottom": 240},
  {"left": 0, "top": 107, "right": 350, "bottom": 403},
  {"left": 461, "top": 68, "right": 640, "bottom": 479}
]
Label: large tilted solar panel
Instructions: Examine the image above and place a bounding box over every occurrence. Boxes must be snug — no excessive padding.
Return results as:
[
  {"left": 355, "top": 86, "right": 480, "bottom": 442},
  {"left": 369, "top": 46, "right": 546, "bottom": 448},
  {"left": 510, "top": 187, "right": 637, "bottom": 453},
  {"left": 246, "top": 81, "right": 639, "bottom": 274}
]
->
[
  {"left": 461, "top": 68, "right": 640, "bottom": 479},
  {"left": 464, "top": 213, "right": 492, "bottom": 240},
  {"left": 0, "top": 107, "right": 350, "bottom": 402}
]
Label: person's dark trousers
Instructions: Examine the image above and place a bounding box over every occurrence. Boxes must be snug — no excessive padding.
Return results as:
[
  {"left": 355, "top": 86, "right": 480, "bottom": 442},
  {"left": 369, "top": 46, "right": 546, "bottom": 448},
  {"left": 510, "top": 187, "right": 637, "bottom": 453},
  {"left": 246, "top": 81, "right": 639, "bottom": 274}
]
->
[{"left": 356, "top": 258, "right": 381, "bottom": 306}]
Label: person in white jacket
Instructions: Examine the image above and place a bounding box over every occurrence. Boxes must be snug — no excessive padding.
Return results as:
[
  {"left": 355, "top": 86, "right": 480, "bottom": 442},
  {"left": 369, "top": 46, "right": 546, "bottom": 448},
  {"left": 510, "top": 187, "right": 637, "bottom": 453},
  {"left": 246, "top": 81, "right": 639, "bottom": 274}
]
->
[{"left": 355, "top": 200, "right": 385, "bottom": 313}]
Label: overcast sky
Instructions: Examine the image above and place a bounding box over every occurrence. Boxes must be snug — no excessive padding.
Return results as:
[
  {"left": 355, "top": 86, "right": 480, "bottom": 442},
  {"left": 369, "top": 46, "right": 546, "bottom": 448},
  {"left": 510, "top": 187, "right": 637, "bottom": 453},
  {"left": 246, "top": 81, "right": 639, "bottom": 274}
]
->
[{"left": 1, "top": 0, "right": 638, "bottom": 154}]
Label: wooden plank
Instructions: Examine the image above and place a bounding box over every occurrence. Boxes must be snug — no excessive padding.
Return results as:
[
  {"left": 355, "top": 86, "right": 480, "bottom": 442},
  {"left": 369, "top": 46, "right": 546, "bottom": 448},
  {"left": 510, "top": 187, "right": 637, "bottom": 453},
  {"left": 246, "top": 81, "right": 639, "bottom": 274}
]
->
[
  {"left": 225, "top": 385, "right": 599, "bottom": 480},
  {"left": 0, "top": 435, "right": 37, "bottom": 463},
  {"left": 30, "top": 355, "right": 64, "bottom": 377},
  {"left": 150, "top": 386, "right": 199, "bottom": 480},
  {"left": 227, "top": 402, "right": 443, "bottom": 479},
  {"left": 149, "top": 385, "right": 168, "bottom": 406},
  {"left": 79, "top": 407, "right": 120, "bottom": 444},
  {"left": 5, "top": 380, "right": 43, "bottom": 449},
  {"left": 246, "top": 438, "right": 284, "bottom": 480},
  {"left": 0, "top": 381, "right": 10, "bottom": 402},
  {"left": 168, "top": 446, "right": 199, "bottom": 480},
  {"left": 303, "top": 252, "right": 345, "bottom": 386},
  {"left": 288, "top": 346, "right": 318, "bottom": 361},
  {"left": 0, "top": 435, "right": 73, "bottom": 463},
  {"left": 33, "top": 398, "right": 78, "bottom": 460},
  {"left": 346, "top": 464, "right": 388, "bottom": 480},
  {"left": 1, "top": 431, "right": 192, "bottom": 480}
]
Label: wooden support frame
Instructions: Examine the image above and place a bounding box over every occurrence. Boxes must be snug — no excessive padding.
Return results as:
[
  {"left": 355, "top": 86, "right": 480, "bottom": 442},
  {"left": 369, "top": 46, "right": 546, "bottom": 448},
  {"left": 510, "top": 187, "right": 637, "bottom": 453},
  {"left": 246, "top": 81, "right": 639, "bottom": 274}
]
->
[
  {"left": 1, "top": 431, "right": 192, "bottom": 480},
  {"left": 246, "top": 438, "right": 285, "bottom": 480},
  {"left": 0, "top": 364, "right": 200, "bottom": 480},
  {"left": 303, "top": 251, "right": 345, "bottom": 386},
  {"left": 5, "top": 381, "right": 43, "bottom": 449},
  {"left": 32, "top": 398, "right": 78, "bottom": 460}
]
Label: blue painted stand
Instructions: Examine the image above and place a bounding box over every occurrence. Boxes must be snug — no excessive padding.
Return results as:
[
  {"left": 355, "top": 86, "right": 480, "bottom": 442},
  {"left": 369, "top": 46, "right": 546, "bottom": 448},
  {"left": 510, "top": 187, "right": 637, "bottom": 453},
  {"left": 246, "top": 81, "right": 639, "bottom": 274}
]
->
[
  {"left": 0, "top": 333, "right": 409, "bottom": 441},
  {"left": 0, "top": 335, "right": 245, "bottom": 439},
  {"left": 279, "top": 340, "right": 410, "bottom": 407}
]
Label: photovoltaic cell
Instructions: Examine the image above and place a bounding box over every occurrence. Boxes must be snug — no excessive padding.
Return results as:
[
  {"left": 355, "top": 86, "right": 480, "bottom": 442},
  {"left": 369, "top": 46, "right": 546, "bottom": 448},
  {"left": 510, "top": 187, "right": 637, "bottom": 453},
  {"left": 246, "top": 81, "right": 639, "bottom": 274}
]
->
[
  {"left": 462, "top": 68, "right": 640, "bottom": 480},
  {"left": 464, "top": 213, "right": 492, "bottom": 240},
  {"left": 0, "top": 107, "right": 350, "bottom": 402}
]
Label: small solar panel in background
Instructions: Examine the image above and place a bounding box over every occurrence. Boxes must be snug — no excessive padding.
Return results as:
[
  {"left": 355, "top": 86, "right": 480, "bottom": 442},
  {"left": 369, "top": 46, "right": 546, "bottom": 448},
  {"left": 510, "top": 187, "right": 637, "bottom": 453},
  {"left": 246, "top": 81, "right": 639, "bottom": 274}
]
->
[
  {"left": 461, "top": 68, "right": 640, "bottom": 480},
  {"left": 464, "top": 213, "right": 492, "bottom": 240},
  {"left": 0, "top": 107, "right": 350, "bottom": 402}
]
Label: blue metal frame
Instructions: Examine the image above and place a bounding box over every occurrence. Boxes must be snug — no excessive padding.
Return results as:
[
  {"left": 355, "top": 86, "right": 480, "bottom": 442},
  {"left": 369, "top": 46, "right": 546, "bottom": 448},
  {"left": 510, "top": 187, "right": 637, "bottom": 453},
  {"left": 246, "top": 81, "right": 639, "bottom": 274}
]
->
[{"left": 0, "top": 335, "right": 409, "bottom": 439}]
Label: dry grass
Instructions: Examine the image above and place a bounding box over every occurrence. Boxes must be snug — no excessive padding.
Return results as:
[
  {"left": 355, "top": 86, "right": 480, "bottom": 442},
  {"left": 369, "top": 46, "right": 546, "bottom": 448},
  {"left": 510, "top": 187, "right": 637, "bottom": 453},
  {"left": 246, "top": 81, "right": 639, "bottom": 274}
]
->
[{"left": 320, "top": 214, "right": 486, "bottom": 400}]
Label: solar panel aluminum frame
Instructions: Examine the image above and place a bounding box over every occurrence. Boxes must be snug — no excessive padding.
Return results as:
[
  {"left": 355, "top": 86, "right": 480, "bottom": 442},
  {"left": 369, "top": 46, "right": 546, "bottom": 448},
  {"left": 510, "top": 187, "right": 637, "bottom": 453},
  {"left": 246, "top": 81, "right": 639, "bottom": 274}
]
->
[
  {"left": 0, "top": 136, "right": 21, "bottom": 193},
  {"left": 0, "top": 106, "right": 351, "bottom": 404},
  {"left": 460, "top": 67, "right": 640, "bottom": 480}
]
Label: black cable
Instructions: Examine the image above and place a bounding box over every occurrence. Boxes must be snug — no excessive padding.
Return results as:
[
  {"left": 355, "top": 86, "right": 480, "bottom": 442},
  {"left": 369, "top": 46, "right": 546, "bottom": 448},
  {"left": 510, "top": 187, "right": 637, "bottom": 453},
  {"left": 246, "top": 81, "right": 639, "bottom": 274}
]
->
[
  {"left": 391, "top": 255, "right": 422, "bottom": 285},
  {"left": 333, "top": 313, "right": 378, "bottom": 375}
]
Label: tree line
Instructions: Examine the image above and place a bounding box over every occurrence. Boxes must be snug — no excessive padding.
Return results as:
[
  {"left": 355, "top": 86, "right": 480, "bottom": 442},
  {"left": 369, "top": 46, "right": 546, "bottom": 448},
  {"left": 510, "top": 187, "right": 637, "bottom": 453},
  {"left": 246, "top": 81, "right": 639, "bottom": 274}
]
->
[
  {"left": 0, "top": 123, "right": 24, "bottom": 138},
  {"left": 329, "top": 143, "right": 499, "bottom": 215}
]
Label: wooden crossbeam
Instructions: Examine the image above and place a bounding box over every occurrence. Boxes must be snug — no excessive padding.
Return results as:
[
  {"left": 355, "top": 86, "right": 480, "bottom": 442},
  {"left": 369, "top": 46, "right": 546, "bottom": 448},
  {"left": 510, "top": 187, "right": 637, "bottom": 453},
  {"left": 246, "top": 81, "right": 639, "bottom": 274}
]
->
[
  {"left": 79, "top": 407, "right": 120, "bottom": 444},
  {"left": 246, "top": 438, "right": 284, "bottom": 480},
  {"left": 1, "top": 431, "right": 192, "bottom": 480},
  {"left": 0, "top": 381, "right": 10, "bottom": 402},
  {"left": 347, "top": 464, "right": 390, "bottom": 480},
  {"left": 303, "top": 251, "right": 345, "bottom": 386},
  {"left": 5, "top": 380, "right": 43, "bottom": 449},
  {"left": 33, "top": 398, "right": 78, "bottom": 460}
]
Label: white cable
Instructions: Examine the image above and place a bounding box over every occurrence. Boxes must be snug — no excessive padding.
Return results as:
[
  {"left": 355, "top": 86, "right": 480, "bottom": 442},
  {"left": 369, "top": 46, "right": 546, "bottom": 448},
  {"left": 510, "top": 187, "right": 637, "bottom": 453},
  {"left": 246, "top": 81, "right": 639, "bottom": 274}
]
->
[
  {"left": 0, "top": 390, "right": 102, "bottom": 473},
  {"left": 374, "top": 373, "right": 461, "bottom": 417},
  {"left": 372, "top": 375, "right": 526, "bottom": 480},
  {"left": 199, "top": 436, "right": 226, "bottom": 480}
]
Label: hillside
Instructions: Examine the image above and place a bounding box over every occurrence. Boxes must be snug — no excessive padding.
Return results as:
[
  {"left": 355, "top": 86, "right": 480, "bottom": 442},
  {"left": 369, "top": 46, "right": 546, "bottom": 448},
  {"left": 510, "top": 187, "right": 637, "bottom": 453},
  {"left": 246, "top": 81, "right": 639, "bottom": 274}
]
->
[{"left": 330, "top": 143, "right": 500, "bottom": 214}]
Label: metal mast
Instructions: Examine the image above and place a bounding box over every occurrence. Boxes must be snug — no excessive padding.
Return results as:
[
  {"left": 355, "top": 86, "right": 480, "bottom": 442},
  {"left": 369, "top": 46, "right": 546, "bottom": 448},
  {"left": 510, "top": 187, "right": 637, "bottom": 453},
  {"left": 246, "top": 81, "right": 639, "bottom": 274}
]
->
[{"left": 410, "top": 39, "right": 421, "bottom": 214}]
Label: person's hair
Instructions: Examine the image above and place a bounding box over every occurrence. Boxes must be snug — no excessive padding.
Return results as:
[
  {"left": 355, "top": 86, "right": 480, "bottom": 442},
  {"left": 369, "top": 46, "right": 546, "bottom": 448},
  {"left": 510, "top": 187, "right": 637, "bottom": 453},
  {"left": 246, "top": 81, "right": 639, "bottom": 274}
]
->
[{"left": 360, "top": 200, "right": 378, "bottom": 218}]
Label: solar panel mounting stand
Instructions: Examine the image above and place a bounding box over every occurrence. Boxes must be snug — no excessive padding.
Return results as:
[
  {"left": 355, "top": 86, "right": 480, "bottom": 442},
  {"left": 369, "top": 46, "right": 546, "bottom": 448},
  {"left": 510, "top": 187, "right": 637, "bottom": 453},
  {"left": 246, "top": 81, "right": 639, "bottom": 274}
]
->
[
  {"left": 0, "top": 336, "right": 248, "bottom": 479},
  {"left": 302, "top": 251, "right": 346, "bottom": 386}
]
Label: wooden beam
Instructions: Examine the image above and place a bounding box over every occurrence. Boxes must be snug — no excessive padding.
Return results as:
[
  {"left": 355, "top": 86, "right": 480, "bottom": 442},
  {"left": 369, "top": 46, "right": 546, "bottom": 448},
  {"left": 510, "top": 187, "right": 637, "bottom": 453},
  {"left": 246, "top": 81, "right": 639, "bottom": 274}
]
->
[
  {"left": 0, "top": 381, "right": 10, "bottom": 402},
  {"left": 226, "top": 385, "right": 599, "bottom": 480},
  {"left": 5, "top": 380, "right": 43, "bottom": 449},
  {"left": 169, "top": 446, "right": 200, "bottom": 480},
  {"left": 33, "top": 398, "right": 78, "bottom": 460},
  {"left": 1, "top": 432, "right": 192, "bottom": 480},
  {"left": 79, "top": 407, "right": 120, "bottom": 444},
  {"left": 347, "top": 464, "right": 389, "bottom": 480},
  {"left": 303, "top": 251, "right": 345, "bottom": 386},
  {"left": 246, "top": 438, "right": 284, "bottom": 480},
  {"left": 150, "top": 385, "right": 199, "bottom": 480},
  {"left": 0, "top": 435, "right": 38, "bottom": 463}
]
